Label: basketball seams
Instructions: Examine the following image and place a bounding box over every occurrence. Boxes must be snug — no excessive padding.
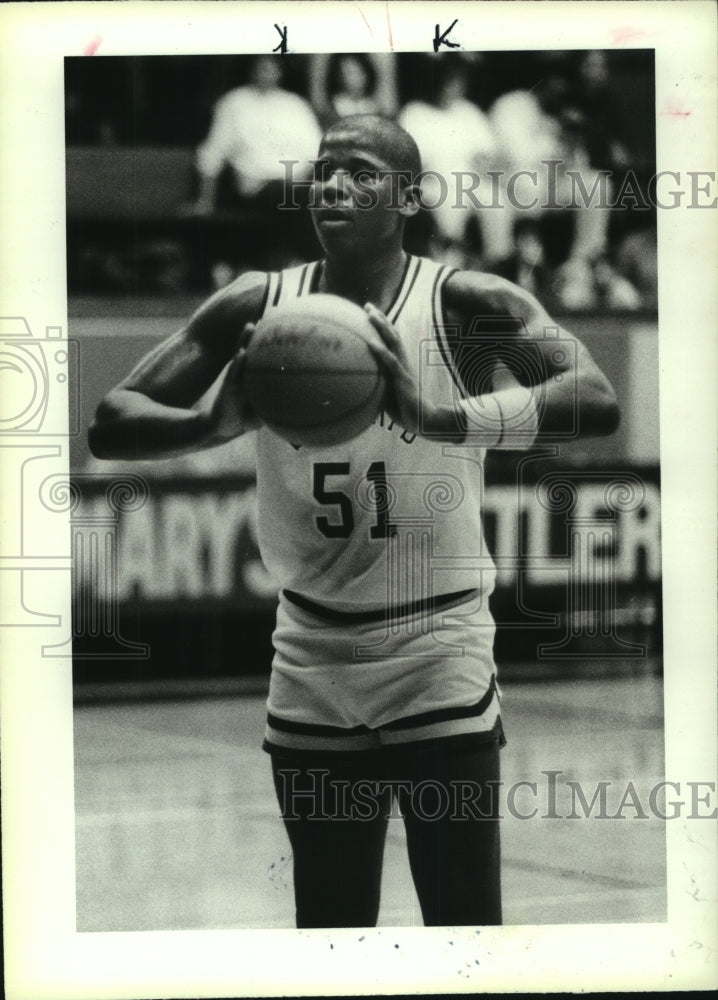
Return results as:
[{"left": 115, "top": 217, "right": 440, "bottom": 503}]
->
[
  {"left": 246, "top": 292, "right": 386, "bottom": 444},
  {"left": 264, "top": 371, "right": 383, "bottom": 432},
  {"left": 249, "top": 367, "right": 379, "bottom": 375}
]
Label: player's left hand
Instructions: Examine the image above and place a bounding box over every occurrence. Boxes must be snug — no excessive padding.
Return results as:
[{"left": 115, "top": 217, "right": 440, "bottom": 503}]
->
[
  {"left": 209, "top": 323, "right": 262, "bottom": 439},
  {"left": 364, "top": 302, "right": 424, "bottom": 433},
  {"left": 365, "top": 302, "right": 449, "bottom": 437}
]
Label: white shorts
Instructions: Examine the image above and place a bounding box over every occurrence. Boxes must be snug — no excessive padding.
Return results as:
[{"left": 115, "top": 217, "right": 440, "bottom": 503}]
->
[{"left": 263, "top": 589, "right": 502, "bottom": 753}]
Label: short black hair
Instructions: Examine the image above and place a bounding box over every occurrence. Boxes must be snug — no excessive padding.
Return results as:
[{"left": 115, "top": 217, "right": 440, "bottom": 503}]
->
[{"left": 320, "top": 114, "right": 422, "bottom": 179}]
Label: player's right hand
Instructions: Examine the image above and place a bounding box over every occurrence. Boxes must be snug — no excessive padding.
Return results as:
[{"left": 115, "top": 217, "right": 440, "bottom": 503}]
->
[{"left": 208, "top": 323, "right": 262, "bottom": 439}]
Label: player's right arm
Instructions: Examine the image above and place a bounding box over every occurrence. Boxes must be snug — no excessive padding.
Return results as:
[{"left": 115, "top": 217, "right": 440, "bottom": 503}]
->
[{"left": 88, "top": 271, "right": 268, "bottom": 460}]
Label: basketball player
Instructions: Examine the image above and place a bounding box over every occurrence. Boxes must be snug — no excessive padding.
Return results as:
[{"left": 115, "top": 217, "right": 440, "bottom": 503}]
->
[{"left": 89, "top": 114, "right": 619, "bottom": 928}]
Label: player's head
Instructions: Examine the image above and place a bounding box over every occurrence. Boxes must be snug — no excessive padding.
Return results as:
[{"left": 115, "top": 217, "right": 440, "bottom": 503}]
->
[
  {"left": 320, "top": 114, "right": 422, "bottom": 178},
  {"left": 310, "top": 114, "right": 422, "bottom": 255}
]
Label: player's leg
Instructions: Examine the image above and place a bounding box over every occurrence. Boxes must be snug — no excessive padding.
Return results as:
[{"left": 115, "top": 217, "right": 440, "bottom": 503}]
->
[
  {"left": 270, "top": 750, "right": 392, "bottom": 928},
  {"left": 394, "top": 737, "right": 502, "bottom": 926}
]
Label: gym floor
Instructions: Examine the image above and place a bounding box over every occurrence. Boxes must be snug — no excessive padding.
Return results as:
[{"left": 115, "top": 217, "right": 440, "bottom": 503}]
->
[{"left": 74, "top": 671, "right": 666, "bottom": 931}]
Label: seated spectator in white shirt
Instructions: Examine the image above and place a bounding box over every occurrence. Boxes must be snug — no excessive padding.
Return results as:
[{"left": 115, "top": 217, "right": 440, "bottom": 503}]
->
[
  {"left": 189, "top": 55, "right": 321, "bottom": 213},
  {"left": 399, "top": 58, "right": 501, "bottom": 266},
  {"left": 489, "top": 76, "right": 613, "bottom": 306}
]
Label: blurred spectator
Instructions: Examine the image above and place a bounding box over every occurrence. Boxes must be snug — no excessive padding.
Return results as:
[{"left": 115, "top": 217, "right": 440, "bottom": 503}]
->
[
  {"left": 309, "top": 54, "right": 398, "bottom": 127},
  {"left": 181, "top": 56, "right": 322, "bottom": 280},
  {"left": 549, "top": 256, "right": 598, "bottom": 312},
  {"left": 593, "top": 256, "right": 642, "bottom": 311},
  {"left": 570, "top": 51, "right": 632, "bottom": 173},
  {"left": 615, "top": 228, "right": 658, "bottom": 310},
  {"left": 318, "top": 54, "right": 380, "bottom": 121},
  {"left": 491, "top": 219, "right": 553, "bottom": 302},
  {"left": 65, "top": 59, "right": 130, "bottom": 146},
  {"left": 489, "top": 84, "right": 564, "bottom": 198},
  {"left": 399, "top": 57, "right": 501, "bottom": 266},
  {"left": 489, "top": 74, "right": 613, "bottom": 308},
  {"left": 187, "top": 55, "right": 321, "bottom": 214},
  {"left": 332, "top": 55, "right": 379, "bottom": 118},
  {"left": 65, "top": 51, "right": 657, "bottom": 308},
  {"left": 548, "top": 252, "right": 644, "bottom": 313}
]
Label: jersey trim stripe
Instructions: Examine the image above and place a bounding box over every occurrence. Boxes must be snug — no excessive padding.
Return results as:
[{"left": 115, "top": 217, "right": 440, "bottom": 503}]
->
[
  {"left": 388, "top": 255, "right": 421, "bottom": 324},
  {"left": 283, "top": 586, "right": 478, "bottom": 625},
  {"left": 290, "top": 255, "right": 417, "bottom": 317},
  {"left": 297, "top": 262, "right": 311, "bottom": 296},
  {"left": 308, "top": 260, "right": 322, "bottom": 293},
  {"left": 307, "top": 261, "right": 320, "bottom": 296},
  {"left": 258, "top": 274, "right": 272, "bottom": 316},
  {"left": 264, "top": 272, "right": 278, "bottom": 310},
  {"left": 382, "top": 252, "right": 413, "bottom": 320},
  {"left": 271, "top": 271, "right": 284, "bottom": 307},
  {"left": 433, "top": 267, "right": 467, "bottom": 398}
]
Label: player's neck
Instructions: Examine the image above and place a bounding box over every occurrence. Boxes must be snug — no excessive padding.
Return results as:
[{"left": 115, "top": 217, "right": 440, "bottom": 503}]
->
[{"left": 321, "top": 247, "right": 408, "bottom": 313}]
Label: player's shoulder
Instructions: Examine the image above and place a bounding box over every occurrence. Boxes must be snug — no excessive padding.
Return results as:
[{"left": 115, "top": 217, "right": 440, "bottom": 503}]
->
[
  {"left": 189, "top": 270, "right": 269, "bottom": 341},
  {"left": 443, "top": 267, "right": 549, "bottom": 321}
]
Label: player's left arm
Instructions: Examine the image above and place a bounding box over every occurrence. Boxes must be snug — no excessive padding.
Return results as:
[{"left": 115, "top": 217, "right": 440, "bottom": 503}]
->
[{"left": 367, "top": 271, "right": 620, "bottom": 446}]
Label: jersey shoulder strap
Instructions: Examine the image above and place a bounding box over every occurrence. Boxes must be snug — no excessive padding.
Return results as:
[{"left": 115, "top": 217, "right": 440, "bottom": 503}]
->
[
  {"left": 263, "top": 261, "right": 322, "bottom": 314},
  {"left": 434, "top": 268, "right": 529, "bottom": 400}
]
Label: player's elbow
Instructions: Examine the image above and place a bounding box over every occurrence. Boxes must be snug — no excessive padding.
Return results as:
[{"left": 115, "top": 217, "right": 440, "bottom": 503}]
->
[
  {"left": 87, "top": 390, "right": 130, "bottom": 459},
  {"left": 588, "top": 376, "right": 621, "bottom": 436},
  {"left": 603, "top": 393, "right": 621, "bottom": 435},
  {"left": 87, "top": 419, "right": 111, "bottom": 460}
]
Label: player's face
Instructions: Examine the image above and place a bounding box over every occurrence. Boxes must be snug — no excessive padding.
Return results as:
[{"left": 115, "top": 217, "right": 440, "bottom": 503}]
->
[{"left": 309, "top": 133, "right": 416, "bottom": 254}]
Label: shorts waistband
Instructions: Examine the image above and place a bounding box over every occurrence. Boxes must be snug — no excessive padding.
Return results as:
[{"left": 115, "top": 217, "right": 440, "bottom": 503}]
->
[{"left": 282, "top": 587, "right": 479, "bottom": 625}]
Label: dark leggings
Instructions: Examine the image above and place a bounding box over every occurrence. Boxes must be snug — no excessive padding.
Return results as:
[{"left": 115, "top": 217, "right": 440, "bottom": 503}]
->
[{"left": 270, "top": 738, "right": 502, "bottom": 928}]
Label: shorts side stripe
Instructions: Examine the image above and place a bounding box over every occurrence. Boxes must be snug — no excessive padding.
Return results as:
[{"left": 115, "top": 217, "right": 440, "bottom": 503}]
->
[
  {"left": 380, "top": 704, "right": 502, "bottom": 747},
  {"left": 381, "top": 675, "right": 497, "bottom": 731},
  {"left": 263, "top": 727, "right": 380, "bottom": 753},
  {"left": 266, "top": 711, "right": 372, "bottom": 738}
]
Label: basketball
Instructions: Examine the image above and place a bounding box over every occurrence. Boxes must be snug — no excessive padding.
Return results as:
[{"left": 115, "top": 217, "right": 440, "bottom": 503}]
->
[{"left": 243, "top": 294, "right": 385, "bottom": 447}]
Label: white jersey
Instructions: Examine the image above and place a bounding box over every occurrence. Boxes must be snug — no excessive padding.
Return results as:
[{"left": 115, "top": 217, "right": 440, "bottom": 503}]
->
[
  {"left": 256, "top": 256, "right": 502, "bottom": 750},
  {"left": 255, "top": 254, "right": 497, "bottom": 615}
]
